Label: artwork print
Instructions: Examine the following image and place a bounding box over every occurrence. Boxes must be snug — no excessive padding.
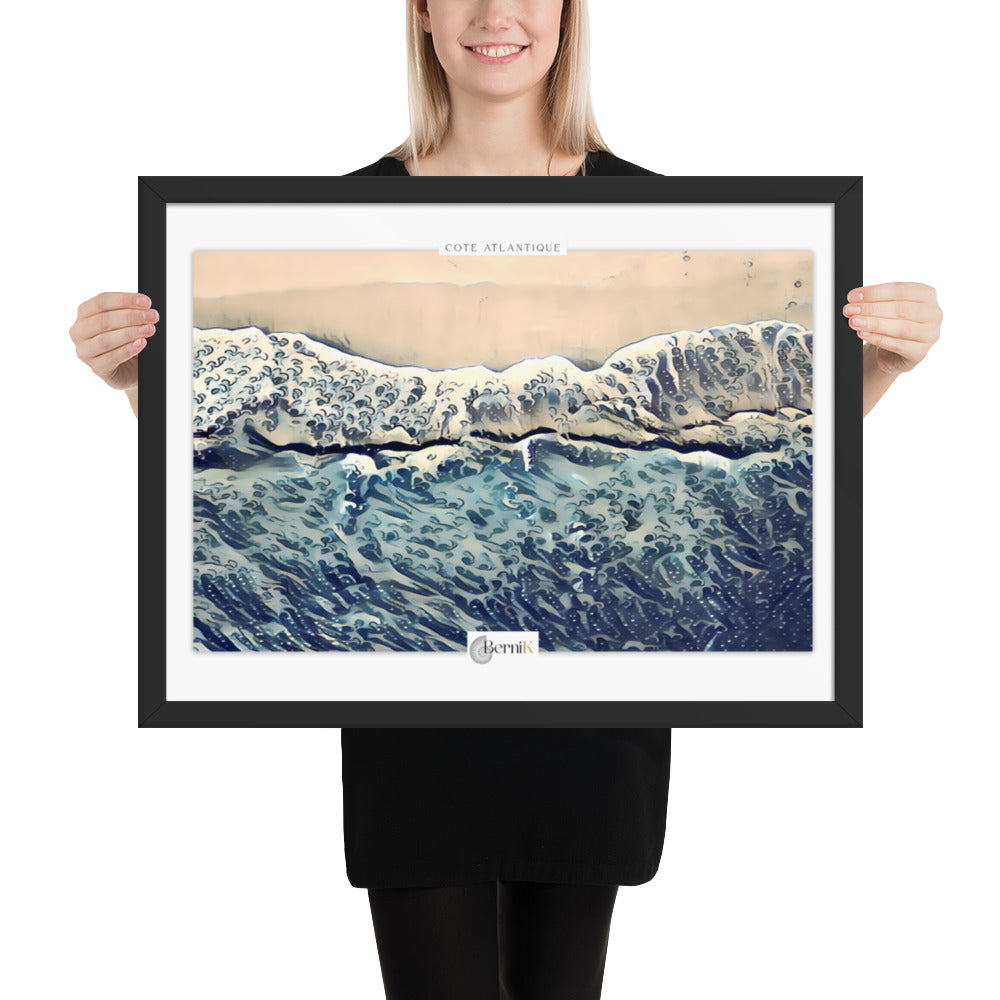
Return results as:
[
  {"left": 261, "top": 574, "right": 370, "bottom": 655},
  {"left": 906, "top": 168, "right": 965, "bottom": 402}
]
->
[{"left": 192, "top": 250, "right": 813, "bottom": 654}]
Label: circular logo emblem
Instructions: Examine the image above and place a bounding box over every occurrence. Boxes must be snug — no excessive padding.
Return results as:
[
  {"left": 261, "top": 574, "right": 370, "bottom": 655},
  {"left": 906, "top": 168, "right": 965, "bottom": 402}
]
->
[{"left": 469, "top": 634, "right": 492, "bottom": 664}]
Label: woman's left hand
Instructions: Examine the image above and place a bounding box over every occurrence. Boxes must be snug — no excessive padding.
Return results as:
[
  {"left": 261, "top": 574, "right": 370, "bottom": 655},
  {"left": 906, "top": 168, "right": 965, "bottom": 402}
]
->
[{"left": 842, "top": 282, "right": 942, "bottom": 375}]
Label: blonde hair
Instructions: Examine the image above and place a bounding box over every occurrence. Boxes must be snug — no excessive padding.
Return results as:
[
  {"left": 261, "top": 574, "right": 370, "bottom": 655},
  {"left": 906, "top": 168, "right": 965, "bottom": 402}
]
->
[{"left": 384, "top": 0, "right": 613, "bottom": 175}]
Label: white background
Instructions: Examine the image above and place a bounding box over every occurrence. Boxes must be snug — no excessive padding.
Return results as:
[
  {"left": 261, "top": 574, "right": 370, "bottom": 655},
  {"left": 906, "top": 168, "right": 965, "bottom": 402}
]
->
[{"left": 4, "top": 2, "right": 997, "bottom": 998}]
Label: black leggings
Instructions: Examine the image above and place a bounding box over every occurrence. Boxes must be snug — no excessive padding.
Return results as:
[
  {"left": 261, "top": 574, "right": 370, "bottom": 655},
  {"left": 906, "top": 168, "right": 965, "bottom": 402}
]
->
[{"left": 367, "top": 880, "right": 620, "bottom": 1000}]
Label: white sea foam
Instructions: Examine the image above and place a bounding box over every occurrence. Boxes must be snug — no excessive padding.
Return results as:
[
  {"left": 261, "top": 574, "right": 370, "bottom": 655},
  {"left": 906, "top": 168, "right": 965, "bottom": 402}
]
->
[{"left": 192, "top": 319, "right": 812, "bottom": 454}]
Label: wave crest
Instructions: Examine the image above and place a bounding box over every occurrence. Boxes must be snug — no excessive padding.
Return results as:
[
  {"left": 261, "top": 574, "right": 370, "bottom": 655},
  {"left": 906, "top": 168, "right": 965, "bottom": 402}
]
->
[{"left": 193, "top": 320, "right": 812, "bottom": 453}]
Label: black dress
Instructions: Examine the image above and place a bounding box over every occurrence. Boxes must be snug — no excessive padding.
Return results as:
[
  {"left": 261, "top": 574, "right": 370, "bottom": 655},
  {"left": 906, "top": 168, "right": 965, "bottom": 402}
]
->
[{"left": 341, "top": 149, "right": 672, "bottom": 889}]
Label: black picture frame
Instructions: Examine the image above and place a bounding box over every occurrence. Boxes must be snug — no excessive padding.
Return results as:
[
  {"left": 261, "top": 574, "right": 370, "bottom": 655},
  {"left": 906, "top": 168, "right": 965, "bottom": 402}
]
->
[{"left": 138, "top": 175, "right": 862, "bottom": 728}]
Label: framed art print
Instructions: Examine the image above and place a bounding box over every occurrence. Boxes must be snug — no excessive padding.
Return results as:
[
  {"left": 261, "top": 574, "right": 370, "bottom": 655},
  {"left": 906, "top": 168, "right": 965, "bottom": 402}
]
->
[{"left": 137, "top": 175, "right": 862, "bottom": 728}]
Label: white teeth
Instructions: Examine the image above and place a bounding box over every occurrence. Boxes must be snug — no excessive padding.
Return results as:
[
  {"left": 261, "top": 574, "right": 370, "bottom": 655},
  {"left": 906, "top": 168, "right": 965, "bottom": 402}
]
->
[{"left": 470, "top": 45, "right": 524, "bottom": 57}]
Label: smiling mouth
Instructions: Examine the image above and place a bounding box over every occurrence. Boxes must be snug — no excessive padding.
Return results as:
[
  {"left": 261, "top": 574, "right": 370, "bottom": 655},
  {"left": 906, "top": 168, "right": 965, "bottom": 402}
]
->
[{"left": 464, "top": 44, "right": 528, "bottom": 57}]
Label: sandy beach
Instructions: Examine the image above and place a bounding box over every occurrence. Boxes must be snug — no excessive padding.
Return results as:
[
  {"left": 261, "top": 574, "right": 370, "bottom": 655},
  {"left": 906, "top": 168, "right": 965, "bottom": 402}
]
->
[{"left": 193, "top": 250, "right": 812, "bottom": 371}]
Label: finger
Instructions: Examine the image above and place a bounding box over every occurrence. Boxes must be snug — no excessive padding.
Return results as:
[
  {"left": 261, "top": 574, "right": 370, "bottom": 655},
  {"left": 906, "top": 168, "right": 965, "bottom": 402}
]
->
[
  {"left": 77, "top": 291, "right": 152, "bottom": 321},
  {"left": 843, "top": 299, "right": 942, "bottom": 323},
  {"left": 74, "top": 307, "right": 158, "bottom": 348},
  {"left": 847, "top": 313, "right": 937, "bottom": 343},
  {"left": 90, "top": 335, "right": 147, "bottom": 381},
  {"left": 77, "top": 320, "right": 156, "bottom": 363},
  {"left": 847, "top": 282, "right": 936, "bottom": 304},
  {"left": 855, "top": 328, "right": 930, "bottom": 360}
]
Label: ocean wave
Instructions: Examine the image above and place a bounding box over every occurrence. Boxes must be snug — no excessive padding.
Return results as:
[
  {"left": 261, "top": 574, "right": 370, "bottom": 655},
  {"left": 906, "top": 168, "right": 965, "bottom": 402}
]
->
[
  {"left": 192, "top": 320, "right": 812, "bottom": 455},
  {"left": 193, "top": 429, "right": 813, "bottom": 652}
]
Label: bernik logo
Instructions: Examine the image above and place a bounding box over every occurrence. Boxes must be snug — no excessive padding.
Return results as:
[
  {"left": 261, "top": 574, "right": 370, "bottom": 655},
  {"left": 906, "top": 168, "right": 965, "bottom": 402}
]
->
[{"left": 467, "top": 631, "right": 540, "bottom": 664}]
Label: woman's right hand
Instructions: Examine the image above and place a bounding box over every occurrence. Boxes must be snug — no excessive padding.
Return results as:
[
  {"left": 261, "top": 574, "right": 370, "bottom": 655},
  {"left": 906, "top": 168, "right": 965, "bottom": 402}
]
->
[{"left": 70, "top": 292, "right": 158, "bottom": 392}]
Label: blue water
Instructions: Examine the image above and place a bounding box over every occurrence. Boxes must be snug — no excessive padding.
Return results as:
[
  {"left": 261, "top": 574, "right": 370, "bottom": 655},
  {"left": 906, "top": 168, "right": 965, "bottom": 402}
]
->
[{"left": 192, "top": 320, "right": 812, "bottom": 652}]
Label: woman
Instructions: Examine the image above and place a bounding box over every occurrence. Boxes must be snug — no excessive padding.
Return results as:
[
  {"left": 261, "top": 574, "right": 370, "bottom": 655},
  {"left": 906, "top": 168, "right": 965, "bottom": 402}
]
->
[{"left": 69, "top": 2, "right": 942, "bottom": 998}]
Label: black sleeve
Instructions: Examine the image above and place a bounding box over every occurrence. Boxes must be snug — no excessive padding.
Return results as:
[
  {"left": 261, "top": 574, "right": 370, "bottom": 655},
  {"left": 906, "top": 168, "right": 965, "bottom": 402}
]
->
[{"left": 343, "top": 159, "right": 385, "bottom": 176}]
